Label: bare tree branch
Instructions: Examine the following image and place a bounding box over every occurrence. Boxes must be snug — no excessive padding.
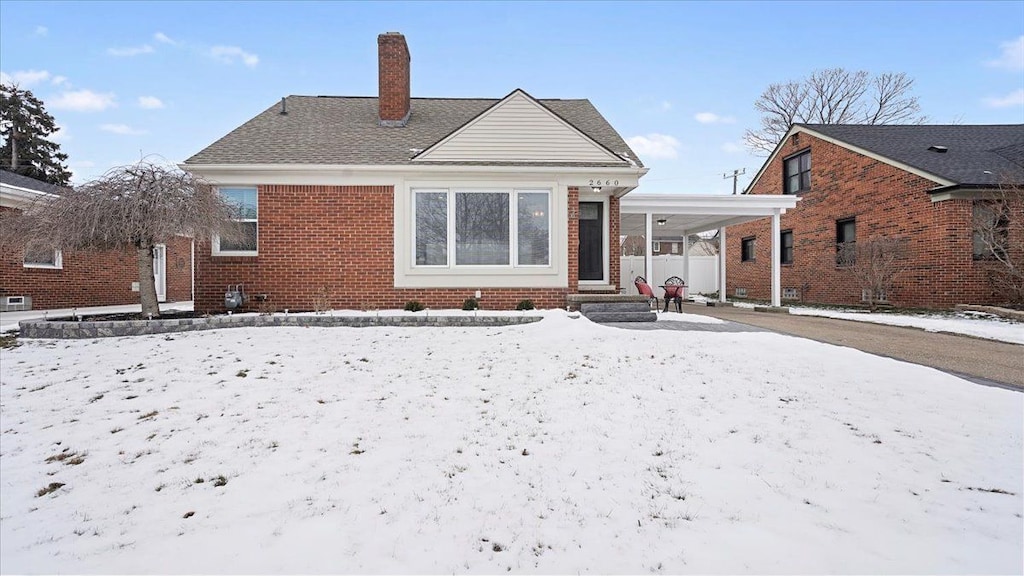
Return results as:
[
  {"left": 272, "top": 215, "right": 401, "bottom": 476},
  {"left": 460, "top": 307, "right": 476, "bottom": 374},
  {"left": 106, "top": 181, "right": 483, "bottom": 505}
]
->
[{"left": 744, "top": 68, "right": 926, "bottom": 155}]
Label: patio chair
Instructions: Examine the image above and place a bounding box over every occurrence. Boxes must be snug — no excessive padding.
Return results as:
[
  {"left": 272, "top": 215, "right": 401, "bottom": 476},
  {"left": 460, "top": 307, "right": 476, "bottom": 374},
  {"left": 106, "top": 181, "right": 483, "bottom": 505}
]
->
[
  {"left": 634, "top": 276, "right": 659, "bottom": 310},
  {"left": 661, "top": 276, "right": 685, "bottom": 313}
]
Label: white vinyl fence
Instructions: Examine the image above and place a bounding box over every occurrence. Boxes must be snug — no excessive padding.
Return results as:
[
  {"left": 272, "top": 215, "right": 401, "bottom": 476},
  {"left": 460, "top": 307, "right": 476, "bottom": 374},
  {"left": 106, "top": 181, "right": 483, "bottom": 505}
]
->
[{"left": 620, "top": 255, "right": 719, "bottom": 298}]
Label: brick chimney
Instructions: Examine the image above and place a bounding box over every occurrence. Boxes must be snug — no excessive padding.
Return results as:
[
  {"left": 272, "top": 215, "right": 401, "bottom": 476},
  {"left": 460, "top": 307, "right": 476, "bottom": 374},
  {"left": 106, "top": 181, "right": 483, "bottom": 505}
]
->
[{"left": 378, "top": 32, "right": 410, "bottom": 127}]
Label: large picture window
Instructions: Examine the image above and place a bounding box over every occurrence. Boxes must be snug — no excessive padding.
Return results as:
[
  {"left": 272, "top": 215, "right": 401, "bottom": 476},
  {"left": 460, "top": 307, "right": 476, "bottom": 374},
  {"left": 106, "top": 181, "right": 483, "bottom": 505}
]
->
[
  {"left": 215, "top": 187, "right": 258, "bottom": 255},
  {"left": 413, "top": 187, "right": 551, "bottom": 268}
]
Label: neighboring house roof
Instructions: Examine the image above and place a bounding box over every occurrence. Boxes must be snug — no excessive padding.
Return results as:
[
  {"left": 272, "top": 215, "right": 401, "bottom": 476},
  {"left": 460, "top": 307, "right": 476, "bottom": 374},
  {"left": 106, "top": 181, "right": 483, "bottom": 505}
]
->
[
  {"left": 185, "top": 93, "right": 643, "bottom": 168},
  {"left": 801, "top": 123, "right": 1024, "bottom": 187},
  {"left": 747, "top": 123, "right": 1024, "bottom": 194},
  {"left": 0, "top": 169, "right": 67, "bottom": 195}
]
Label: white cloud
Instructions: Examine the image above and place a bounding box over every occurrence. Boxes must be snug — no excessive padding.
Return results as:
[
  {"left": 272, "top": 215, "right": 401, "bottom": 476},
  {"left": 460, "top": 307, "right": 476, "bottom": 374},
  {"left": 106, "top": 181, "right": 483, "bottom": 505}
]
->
[
  {"left": 107, "top": 44, "right": 155, "bottom": 57},
  {"left": 137, "top": 96, "right": 164, "bottom": 109},
  {"left": 100, "top": 123, "right": 147, "bottom": 135},
  {"left": 660, "top": 100, "right": 672, "bottom": 112},
  {"left": 209, "top": 45, "right": 259, "bottom": 68},
  {"left": 695, "top": 112, "right": 736, "bottom": 124},
  {"left": 34, "top": 26, "right": 48, "bottom": 37},
  {"left": 721, "top": 142, "right": 744, "bottom": 153},
  {"left": 51, "top": 75, "right": 68, "bottom": 86},
  {"left": 50, "top": 89, "right": 117, "bottom": 112},
  {"left": 0, "top": 69, "right": 52, "bottom": 87},
  {"left": 984, "top": 89, "right": 1024, "bottom": 108},
  {"left": 986, "top": 36, "right": 1024, "bottom": 70},
  {"left": 153, "top": 32, "right": 176, "bottom": 45},
  {"left": 626, "top": 134, "right": 682, "bottom": 159}
]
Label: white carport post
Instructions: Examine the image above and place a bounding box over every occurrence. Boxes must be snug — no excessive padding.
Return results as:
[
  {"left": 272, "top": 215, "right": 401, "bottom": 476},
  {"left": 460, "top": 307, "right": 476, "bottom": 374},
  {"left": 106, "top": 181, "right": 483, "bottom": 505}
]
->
[
  {"left": 718, "top": 227, "right": 727, "bottom": 303},
  {"left": 681, "top": 233, "right": 690, "bottom": 288},
  {"left": 644, "top": 212, "right": 654, "bottom": 284},
  {"left": 770, "top": 209, "right": 781, "bottom": 307}
]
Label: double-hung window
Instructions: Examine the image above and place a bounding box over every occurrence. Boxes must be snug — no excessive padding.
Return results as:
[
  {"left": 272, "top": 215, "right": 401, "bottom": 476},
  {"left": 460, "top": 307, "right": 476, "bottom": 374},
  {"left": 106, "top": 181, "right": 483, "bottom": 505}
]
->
[
  {"left": 741, "top": 237, "right": 756, "bottom": 262},
  {"left": 215, "top": 187, "right": 258, "bottom": 255},
  {"left": 836, "top": 217, "right": 856, "bottom": 266},
  {"left": 972, "top": 201, "right": 1009, "bottom": 260},
  {"left": 413, "top": 188, "right": 551, "bottom": 267},
  {"left": 23, "top": 243, "right": 62, "bottom": 269},
  {"left": 780, "top": 230, "right": 794, "bottom": 265},
  {"left": 784, "top": 150, "right": 811, "bottom": 194}
]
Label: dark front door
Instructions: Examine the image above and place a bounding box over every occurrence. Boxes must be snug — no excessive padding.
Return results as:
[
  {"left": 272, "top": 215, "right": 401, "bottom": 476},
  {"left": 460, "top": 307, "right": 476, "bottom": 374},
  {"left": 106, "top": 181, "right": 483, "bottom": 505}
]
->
[{"left": 578, "top": 202, "right": 603, "bottom": 281}]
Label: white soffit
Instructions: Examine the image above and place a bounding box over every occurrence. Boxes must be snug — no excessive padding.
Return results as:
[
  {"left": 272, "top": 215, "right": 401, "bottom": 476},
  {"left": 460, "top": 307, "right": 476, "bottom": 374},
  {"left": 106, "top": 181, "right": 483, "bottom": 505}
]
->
[
  {"left": 620, "top": 193, "right": 800, "bottom": 236},
  {"left": 413, "top": 90, "right": 626, "bottom": 164}
]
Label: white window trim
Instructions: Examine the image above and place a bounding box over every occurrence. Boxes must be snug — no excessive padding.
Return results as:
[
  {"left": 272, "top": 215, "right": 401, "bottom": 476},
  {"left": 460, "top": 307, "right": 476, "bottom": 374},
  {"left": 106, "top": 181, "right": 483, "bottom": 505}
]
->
[
  {"left": 652, "top": 241, "right": 661, "bottom": 253},
  {"left": 23, "top": 248, "right": 63, "bottom": 269},
  {"left": 411, "top": 186, "right": 552, "bottom": 270},
  {"left": 213, "top": 187, "right": 258, "bottom": 257}
]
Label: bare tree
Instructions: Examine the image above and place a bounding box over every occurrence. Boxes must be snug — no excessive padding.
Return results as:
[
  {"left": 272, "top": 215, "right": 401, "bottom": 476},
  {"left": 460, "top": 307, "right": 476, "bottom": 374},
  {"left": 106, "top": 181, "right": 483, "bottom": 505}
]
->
[
  {"left": 5, "top": 160, "right": 238, "bottom": 317},
  {"left": 745, "top": 68, "right": 926, "bottom": 155},
  {"left": 837, "top": 236, "right": 911, "bottom": 311},
  {"left": 972, "top": 180, "right": 1024, "bottom": 306}
]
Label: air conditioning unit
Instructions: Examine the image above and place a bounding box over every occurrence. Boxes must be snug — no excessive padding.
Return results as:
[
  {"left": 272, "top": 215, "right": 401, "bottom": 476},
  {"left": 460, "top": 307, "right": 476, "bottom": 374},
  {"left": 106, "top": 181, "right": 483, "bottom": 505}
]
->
[{"left": 1, "top": 295, "right": 32, "bottom": 312}]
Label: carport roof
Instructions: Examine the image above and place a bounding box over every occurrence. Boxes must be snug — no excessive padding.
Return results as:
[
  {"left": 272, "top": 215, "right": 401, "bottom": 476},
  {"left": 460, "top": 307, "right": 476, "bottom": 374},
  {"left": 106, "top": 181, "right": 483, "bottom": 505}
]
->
[{"left": 620, "top": 193, "right": 800, "bottom": 237}]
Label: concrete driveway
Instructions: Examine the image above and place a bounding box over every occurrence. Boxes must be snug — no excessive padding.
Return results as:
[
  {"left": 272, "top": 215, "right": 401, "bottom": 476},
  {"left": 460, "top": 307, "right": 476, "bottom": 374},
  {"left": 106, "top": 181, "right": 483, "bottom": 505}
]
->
[{"left": 614, "top": 303, "right": 1023, "bottom": 390}]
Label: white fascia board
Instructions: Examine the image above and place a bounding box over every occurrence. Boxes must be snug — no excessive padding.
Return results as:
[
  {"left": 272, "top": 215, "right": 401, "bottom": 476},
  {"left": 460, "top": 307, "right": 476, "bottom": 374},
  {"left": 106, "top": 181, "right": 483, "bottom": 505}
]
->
[
  {"left": 180, "top": 163, "right": 646, "bottom": 188},
  {"left": 0, "top": 183, "right": 57, "bottom": 209},
  {"left": 745, "top": 125, "right": 955, "bottom": 193},
  {"left": 621, "top": 193, "right": 799, "bottom": 215}
]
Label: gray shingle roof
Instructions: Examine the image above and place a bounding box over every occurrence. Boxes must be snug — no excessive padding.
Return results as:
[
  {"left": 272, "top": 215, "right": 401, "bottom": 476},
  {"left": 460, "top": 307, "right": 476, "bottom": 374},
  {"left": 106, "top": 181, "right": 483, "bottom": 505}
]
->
[
  {"left": 185, "top": 95, "right": 642, "bottom": 168},
  {"left": 801, "top": 123, "right": 1024, "bottom": 187},
  {"left": 0, "top": 169, "right": 67, "bottom": 195}
]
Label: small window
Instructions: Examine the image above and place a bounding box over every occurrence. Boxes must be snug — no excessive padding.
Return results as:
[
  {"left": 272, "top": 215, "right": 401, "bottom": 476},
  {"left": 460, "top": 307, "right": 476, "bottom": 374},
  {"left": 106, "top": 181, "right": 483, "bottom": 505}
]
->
[
  {"left": 24, "top": 243, "right": 62, "bottom": 269},
  {"left": 652, "top": 241, "right": 661, "bottom": 253},
  {"left": 735, "top": 287, "right": 747, "bottom": 297},
  {"left": 972, "top": 201, "right": 1008, "bottom": 260},
  {"left": 783, "top": 287, "right": 799, "bottom": 300},
  {"left": 741, "top": 237, "right": 756, "bottom": 262},
  {"left": 780, "top": 230, "right": 793, "bottom": 265},
  {"left": 862, "top": 289, "right": 888, "bottom": 303},
  {"left": 836, "top": 218, "right": 856, "bottom": 266},
  {"left": 215, "top": 187, "right": 258, "bottom": 255},
  {"left": 783, "top": 150, "right": 811, "bottom": 194},
  {"left": 670, "top": 242, "right": 678, "bottom": 254}
]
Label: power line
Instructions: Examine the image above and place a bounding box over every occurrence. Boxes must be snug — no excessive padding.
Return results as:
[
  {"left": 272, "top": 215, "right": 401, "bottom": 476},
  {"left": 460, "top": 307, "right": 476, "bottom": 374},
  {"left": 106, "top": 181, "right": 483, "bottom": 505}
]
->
[{"left": 723, "top": 168, "right": 747, "bottom": 195}]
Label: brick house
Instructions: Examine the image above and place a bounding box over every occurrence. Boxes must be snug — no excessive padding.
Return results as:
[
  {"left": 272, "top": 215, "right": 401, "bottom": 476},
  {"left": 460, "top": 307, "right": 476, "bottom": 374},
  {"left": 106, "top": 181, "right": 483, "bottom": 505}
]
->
[
  {"left": 183, "top": 32, "right": 647, "bottom": 312},
  {"left": 726, "top": 124, "right": 1024, "bottom": 308},
  {"left": 0, "top": 170, "right": 193, "bottom": 311}
]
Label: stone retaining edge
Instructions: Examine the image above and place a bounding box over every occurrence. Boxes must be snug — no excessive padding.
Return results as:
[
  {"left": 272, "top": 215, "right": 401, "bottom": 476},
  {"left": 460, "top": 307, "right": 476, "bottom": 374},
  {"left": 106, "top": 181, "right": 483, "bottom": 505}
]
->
[
  {"left": 19, "top": 314, "right": 543, "bottom": 339},
  {"left": 954, "top": 304, "right": 1024, "bottom": 322}
]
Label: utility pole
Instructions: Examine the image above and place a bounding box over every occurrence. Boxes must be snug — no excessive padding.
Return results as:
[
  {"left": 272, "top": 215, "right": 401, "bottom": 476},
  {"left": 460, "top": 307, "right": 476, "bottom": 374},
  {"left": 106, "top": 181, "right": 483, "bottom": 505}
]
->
[{"left": 723, "top": 168, "right": 746, "bottom": 195}]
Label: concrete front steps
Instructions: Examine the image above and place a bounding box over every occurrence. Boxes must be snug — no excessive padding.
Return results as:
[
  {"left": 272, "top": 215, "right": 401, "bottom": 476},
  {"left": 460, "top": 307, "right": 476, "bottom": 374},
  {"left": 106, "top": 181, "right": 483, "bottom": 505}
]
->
[{"left": 566, "top": 294, "right": 656, "bottom": 323}]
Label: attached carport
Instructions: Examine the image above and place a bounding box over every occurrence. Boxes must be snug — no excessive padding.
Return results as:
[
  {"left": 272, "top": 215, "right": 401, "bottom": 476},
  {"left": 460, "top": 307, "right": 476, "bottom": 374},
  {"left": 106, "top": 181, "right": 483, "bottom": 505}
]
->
[{"left": 620, "top": 194, "right": 800, "bottom": 307}]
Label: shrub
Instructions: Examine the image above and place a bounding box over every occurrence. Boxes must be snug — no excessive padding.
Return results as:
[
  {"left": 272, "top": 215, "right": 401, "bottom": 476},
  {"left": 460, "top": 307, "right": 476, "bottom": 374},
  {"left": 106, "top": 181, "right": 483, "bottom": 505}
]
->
[
  {"left": 462, "top": 298, "right": 479, "bottom": 311},
  {"left": 516, "top": 299, "right": 535, "bottom": 311},
  {"left": 404, "top": 300, "right": 425, "bottom": 312}
]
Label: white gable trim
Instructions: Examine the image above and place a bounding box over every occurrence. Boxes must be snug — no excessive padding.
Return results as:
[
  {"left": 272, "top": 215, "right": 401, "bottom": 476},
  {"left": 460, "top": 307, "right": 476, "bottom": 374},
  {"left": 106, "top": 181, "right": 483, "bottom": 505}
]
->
[
  {"left": 0, "top": 182, "right": 56, "bottom": 209},
  {"left": 746, "top": 125, "right": 956, "bottom": 194},
  {"left": 412, "top": 89, "right": 627, "bottom": 165}
]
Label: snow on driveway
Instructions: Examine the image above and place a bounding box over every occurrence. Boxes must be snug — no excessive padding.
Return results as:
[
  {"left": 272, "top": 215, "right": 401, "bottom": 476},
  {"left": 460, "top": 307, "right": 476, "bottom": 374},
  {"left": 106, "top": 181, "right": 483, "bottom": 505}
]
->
[
  {"left": 788, "top": 307, "right": 1024, "bottom": 345},
  {"left": 1, "top": 311, "right": 1020, "bottom": 574}
]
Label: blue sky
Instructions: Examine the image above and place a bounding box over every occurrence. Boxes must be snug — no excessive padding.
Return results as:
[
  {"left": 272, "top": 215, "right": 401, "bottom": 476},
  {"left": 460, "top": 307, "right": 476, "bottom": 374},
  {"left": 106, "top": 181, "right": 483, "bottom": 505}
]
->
[{"left": 1, "top": 1, "right": 1022, "bottom": 194}]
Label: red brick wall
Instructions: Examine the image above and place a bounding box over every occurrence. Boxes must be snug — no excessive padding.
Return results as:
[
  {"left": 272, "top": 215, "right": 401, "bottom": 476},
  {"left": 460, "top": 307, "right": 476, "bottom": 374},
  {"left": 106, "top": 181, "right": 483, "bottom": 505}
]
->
[
  {"left": 727, "top": 132, "right": 1018, "bottom": 308},
  {"left": 195, "top": 185, "right": 582, "bottom": 313},
  {"left": 378, "top": 33, "right": 410, "bottom": 123},
  {"left": 608, "top": 195, "right": 620, "bottom": 291},
  {"left": 0, "top": 228, "right": 192, "bottom": 310}
]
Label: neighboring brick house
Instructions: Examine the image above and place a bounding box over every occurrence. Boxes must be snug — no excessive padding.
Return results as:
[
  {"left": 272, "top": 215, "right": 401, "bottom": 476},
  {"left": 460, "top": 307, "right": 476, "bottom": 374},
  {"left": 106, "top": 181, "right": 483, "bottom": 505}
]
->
[
  {"left": 0, "top": 170, "right": 192, "bottom": 311},
  {"left": 183, "top": 32, "right": 647, "bottom": 312},
  {"left": 621, "top": 234, "right": 718, "bottom": 257},
  {"left": 727, "top": 124, "right": 1024, "bottom": 308}
]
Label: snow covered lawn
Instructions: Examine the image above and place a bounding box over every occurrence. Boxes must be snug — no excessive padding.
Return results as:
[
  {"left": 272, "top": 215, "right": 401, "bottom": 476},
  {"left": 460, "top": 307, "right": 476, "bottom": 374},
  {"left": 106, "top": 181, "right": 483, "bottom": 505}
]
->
[
  {"left": 1, "top": 311, "right": 1021, "bottom": 574},
  {"left": 788, "top": 307, "right": 1024, "bottom": 345}
]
